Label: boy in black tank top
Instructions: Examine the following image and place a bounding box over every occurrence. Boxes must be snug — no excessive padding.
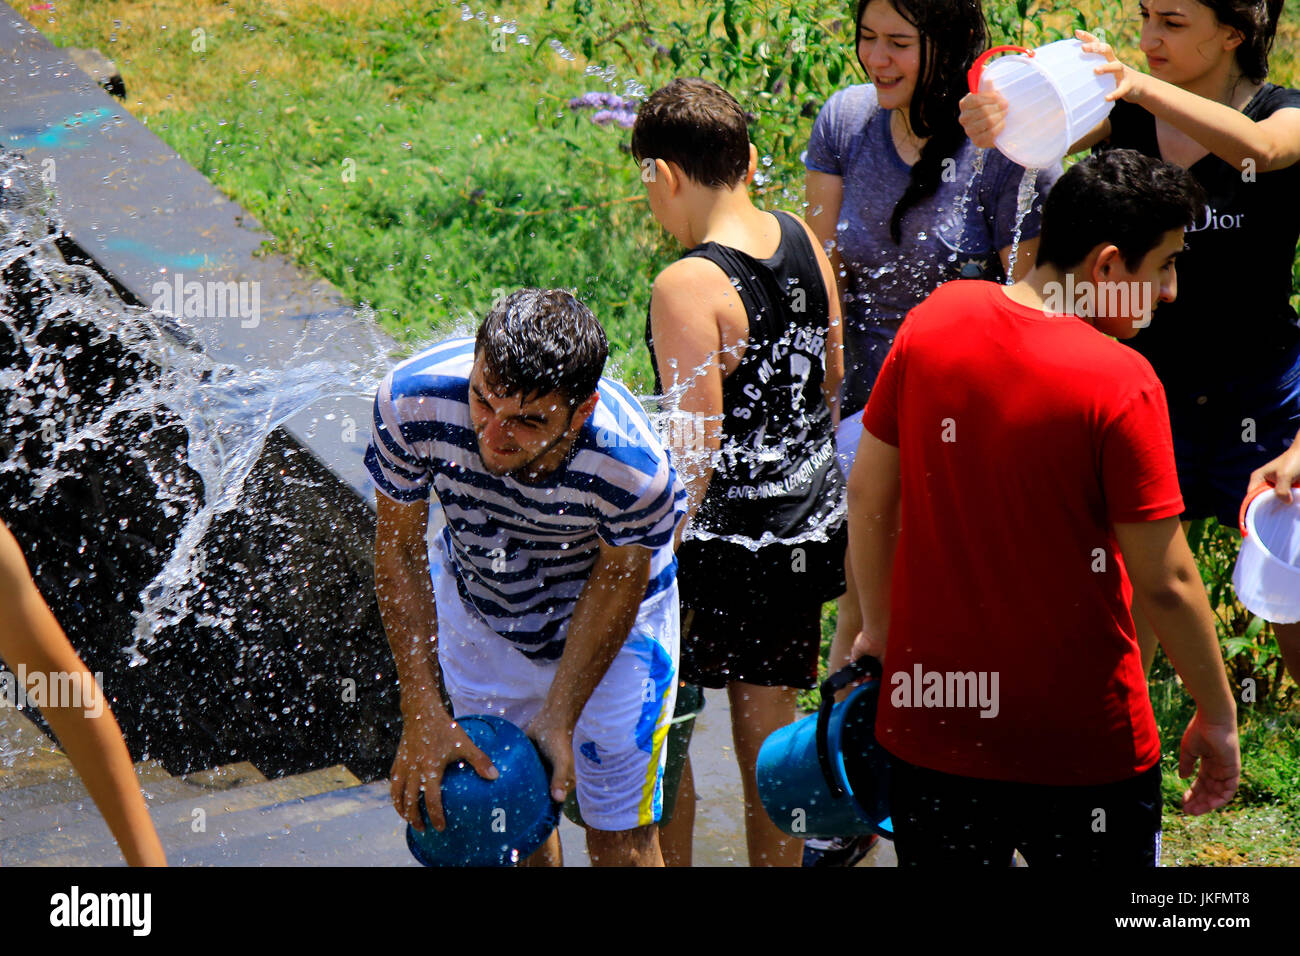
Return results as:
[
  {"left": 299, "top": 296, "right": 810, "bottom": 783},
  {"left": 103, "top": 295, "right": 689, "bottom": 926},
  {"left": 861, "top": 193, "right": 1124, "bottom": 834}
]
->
[{"left": 632, "top": 79, "right": 847, "bottom": 867}]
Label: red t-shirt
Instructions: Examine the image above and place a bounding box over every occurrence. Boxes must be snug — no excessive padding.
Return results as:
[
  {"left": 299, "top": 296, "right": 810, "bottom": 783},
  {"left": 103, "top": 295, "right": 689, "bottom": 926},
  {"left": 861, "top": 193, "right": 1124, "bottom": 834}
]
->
[{"left": 862, "top": 280, "right": 1183, "bottom": 785}]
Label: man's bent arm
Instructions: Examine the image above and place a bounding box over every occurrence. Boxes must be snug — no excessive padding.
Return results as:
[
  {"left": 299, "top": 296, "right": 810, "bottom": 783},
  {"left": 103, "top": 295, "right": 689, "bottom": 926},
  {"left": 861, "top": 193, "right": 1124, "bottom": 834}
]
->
[
  {"left": 544, "top": 540, "right": 651, "bottom": 728},
  {"left": 847, "top": 429, "right": 902, "bottom": 660},
  {"left": 375, "top": 493, "right": 498, "bottom": 831},
  {"left": 530, "top": 540, "right": 652, "bottom": 801},
  {"left": 374, "top": 494, "right": 444, "bottom": 716}
]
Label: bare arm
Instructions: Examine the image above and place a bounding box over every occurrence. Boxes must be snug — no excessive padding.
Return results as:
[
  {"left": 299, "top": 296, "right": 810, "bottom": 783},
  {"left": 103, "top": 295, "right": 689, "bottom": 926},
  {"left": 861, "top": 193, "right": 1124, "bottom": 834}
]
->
[
  {"left": 648, "top": 259, "right": 728, "bottom": 540},
  {"left": 807, "top": 171, "right": 847, "bottom": 426},
  {"left": 847, "top": 429, "right": 902, "bottom": 660},
  {"left": 528, "top": 540, "right": 652, "bottom": 801},
  {"left": 1114, "top": 516, "right": 1240, "bottom": 814},
  {"left": 1081, "top": 30, "right": 1300, "bottom": 172},
  {"left": 0, "top": 523, "right": 165, "bottom": 866},
  {"left": 1248, "top": 426, "right": 1300, "bottom": 502},
  {"left": 375, "top": 494, "right": 496, "bottom": 831}
]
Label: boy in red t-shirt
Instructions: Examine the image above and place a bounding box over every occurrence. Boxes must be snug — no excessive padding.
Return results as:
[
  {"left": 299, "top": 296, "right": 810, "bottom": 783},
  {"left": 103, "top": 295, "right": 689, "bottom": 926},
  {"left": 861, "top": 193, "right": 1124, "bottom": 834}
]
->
[{"left": 848, "top": 150, "right": 1240, "bottom": 865}]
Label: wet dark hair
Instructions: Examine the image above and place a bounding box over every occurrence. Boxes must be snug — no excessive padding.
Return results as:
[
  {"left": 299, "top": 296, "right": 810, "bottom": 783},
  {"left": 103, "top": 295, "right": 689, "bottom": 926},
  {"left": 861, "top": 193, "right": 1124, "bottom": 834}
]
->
[
  {"left": 631, "top": 78, "right": 751, "bottom": 188},
  {"left": 1037, "top": 149, "right": 1205, "bottom": 270},
  {"left": 1190, "top": 0, "right": 1285, "bottom": 82},
  {"left": 474, "top": 288, "right": 608, "bottom": 406},
  {"left": 855, "top": 0, "right": 988, "bottom": 243}
]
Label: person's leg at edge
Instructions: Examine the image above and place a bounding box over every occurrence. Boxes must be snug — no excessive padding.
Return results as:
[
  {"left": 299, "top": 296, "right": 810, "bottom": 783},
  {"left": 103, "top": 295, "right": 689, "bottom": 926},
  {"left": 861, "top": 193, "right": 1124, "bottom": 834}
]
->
[
  {"left": 1274, "top": 621, "right": 1300, "bottom": 685},
  {"left": 520, "top": 829, "right": 563, "bottom": 867},
  {"left": 660, "top": 754, "right": 695, "bottom": 867},
  {"left": 587, "top": 824, "right": 663, "bottom": 866},
  {"left": 728, "top": 680, "right": 801, "bottom": 866},
  {"left": 828, "top": 551, "right": 860, "bottom": 703}
]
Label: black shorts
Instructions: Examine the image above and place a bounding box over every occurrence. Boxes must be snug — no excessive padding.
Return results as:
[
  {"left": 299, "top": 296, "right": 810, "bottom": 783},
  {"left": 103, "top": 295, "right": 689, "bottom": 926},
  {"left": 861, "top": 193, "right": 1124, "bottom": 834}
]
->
[
  {"left": 679, "top": 600, "right": 824, "bottom": 690},
  {"left": 888, "top": 754, "right": 1163, "bottom": 867}
]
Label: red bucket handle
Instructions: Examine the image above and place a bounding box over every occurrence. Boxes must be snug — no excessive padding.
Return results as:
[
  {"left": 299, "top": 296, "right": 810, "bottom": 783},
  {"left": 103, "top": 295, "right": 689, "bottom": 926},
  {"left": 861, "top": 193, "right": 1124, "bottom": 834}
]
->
[
  {"left": 968, "top": 44, "right": 1033, "bottom": 93},
  {"left": 1239, "top": 480, "right": 1275, "bottom": 537}
]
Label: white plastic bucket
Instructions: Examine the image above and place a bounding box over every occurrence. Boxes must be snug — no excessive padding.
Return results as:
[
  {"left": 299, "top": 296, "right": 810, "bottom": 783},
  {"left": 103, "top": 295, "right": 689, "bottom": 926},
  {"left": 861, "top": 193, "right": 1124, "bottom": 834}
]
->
[
  {"left": 967, "top": 39, "right": 1118, "bottom": 168},
  {"left": 1233, "top": 485, "right": 1300, "bottom": 624}
]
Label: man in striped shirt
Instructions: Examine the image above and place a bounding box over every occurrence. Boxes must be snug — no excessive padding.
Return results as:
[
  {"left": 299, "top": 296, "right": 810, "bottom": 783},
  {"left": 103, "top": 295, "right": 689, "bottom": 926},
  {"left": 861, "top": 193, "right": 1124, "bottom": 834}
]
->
[{"left": 367, "top": 288, "right": 687, "bottom": 866}]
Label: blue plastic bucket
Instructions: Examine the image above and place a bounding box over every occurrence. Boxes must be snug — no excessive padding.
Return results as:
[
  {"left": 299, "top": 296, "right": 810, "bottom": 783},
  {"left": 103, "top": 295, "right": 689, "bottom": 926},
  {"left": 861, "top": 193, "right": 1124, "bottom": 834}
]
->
[
  {"left": 757, "top": 658, "right": 893, "bottom": 840},
  {"left": 404, "top": 714, "right": 561, "bottom": 867}
]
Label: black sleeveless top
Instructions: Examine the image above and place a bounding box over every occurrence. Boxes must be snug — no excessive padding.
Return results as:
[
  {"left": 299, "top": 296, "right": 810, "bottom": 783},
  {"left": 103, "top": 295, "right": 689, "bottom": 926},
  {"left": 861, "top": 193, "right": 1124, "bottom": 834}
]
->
[{"left": 646, "top": 210, "right": 847, "bottom": 610}]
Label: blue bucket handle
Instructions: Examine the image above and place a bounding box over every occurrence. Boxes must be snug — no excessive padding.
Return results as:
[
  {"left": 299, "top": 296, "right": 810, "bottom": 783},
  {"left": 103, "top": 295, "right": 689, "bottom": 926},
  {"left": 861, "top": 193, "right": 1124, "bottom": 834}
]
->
[{"left": 815, "top": 656, "right": 882, "bottom": 799}]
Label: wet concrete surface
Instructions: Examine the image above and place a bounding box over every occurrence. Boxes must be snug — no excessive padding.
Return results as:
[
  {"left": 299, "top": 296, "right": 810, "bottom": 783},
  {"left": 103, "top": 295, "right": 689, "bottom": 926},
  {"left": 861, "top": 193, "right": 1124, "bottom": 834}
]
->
[{"left": 559, "top": 689, "right": 898, "bottom": 867}]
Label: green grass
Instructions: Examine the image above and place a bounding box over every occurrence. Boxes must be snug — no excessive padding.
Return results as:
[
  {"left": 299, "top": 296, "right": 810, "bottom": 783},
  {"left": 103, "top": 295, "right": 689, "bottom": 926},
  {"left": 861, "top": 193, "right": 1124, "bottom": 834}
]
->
[{"left": 22, "top": 0, "right": 1300, "bottom": 863}]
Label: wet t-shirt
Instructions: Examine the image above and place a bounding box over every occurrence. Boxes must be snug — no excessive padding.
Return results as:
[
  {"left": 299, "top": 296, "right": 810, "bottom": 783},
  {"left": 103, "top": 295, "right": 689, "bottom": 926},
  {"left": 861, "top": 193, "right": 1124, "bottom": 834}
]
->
[
  {"left": 1099, "top": 86, "right": 1300, "bottom": 406},
  {"left": 805, "top": 84, "right": 1061, "bottom": 414},
  {"left": 365, "top": 337, "right": 687, "bottom": 662}
]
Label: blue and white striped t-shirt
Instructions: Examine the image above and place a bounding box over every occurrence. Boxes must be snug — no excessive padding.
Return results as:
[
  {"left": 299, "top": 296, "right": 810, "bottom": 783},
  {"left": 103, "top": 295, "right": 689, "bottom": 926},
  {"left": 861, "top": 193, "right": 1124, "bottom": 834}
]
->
[{"left": 365, "top": 337, "right": 686, "bottom": 662}]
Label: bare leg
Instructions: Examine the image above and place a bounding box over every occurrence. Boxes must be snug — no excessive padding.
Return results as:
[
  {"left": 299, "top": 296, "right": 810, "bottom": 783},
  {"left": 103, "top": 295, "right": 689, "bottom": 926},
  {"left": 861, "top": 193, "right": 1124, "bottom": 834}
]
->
[
  {"left": 727, "top": 681, "right": 801, "bottom": 867},
  {"left": 587, "top": 823, "right": 663, "bottom": 867},
  {"left": 1274, "top": 621, "right": 1300, "bottom": 686},
  {"left": 519, "top": 827, "right": 563, "bottom": 867},
  {"left": 828, "top": 550, "right": 861, "bottom": 702},
  {"left": 660, "top": 754, "right": 694, "bottom": 867}
]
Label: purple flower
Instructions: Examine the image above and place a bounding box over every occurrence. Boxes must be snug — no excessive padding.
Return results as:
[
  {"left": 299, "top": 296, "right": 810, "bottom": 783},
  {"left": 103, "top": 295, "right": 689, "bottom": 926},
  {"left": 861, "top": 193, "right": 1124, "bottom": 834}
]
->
[{"left": 569, "top": 90, "right": 639, "bottom": 112}]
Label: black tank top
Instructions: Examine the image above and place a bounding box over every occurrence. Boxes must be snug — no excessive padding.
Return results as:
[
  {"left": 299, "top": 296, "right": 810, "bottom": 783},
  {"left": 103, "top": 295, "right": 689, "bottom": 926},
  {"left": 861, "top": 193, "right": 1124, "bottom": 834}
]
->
[{"left": 646, "top": 210, "right": 846, "bottom": 608}]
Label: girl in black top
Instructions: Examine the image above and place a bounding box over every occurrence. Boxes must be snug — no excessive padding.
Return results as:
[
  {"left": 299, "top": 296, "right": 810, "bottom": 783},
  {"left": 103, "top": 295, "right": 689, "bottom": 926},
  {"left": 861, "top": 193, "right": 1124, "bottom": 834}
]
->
[{"left": 961, "top": 2, "right": 1300, "bottom": 681}]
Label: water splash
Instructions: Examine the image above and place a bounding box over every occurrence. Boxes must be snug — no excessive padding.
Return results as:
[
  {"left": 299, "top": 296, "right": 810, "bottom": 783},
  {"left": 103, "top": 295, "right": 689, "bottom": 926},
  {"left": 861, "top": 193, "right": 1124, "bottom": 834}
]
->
[
  {"left": 0, "top": 151, "right": 396, "bottom": 663},
  {"left": 1005, "top": 167, "right": 1040, "bottom": 284}
]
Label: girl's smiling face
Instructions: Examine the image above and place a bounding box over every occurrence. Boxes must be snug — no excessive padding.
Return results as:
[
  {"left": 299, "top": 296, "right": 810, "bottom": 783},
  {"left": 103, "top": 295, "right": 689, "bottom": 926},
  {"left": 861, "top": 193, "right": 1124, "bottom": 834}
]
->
[{"left": 858, "top": 0, "right": 922, "bottom": 112}]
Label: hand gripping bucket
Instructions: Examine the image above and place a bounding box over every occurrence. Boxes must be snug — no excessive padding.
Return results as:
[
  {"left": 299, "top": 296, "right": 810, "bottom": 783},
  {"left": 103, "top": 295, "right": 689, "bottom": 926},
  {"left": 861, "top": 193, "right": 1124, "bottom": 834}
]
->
[
  {"left": 968, "top": 38, "right": 1118, "bottom": 168},
  {"left": 405, "top": 714, "right": 561, "bottom": 867},
  {"left": 756, "top": 658, "right": 893, "bottom": 840},
  {"left": 1233, "top": 483, "right": 1300, "bottom": 624}
]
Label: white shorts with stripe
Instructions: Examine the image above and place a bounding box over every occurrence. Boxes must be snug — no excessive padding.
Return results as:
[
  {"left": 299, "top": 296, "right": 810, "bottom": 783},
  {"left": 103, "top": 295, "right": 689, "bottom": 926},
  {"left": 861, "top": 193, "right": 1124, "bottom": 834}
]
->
[{"left": 432, "top": 547, "right": 679, "bottom": 832}]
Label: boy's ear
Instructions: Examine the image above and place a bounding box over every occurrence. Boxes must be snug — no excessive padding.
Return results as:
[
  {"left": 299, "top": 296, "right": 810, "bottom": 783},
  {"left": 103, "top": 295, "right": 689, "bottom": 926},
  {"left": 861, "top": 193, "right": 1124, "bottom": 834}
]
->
[
  {"left": 1092, "top": 243, "right": 1123, "bottom": 280},
  {"left": 744, "top": 143, "right": 758, "bottom": 184},
  {"left": 656, "top": 158, "right": 680, "bottom": 194},
  {"left": 568, "top": 391, "right": 601, "bottom": 434}
]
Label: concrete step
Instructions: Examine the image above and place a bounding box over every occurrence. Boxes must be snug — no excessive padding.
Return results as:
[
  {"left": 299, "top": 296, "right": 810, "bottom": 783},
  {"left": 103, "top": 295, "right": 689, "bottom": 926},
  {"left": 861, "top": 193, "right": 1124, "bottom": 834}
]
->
[
  {"left": 0, "top": 760, "right": 172, "bottom": 815},
  {"left": 28, "top": 776, "right": 397, "bottom": 867},
  {"left": 0, "top": 762, "right": 265, "bottom": 838},
  {"left": 1, "top": 765, "right": 360, "bottom": 865},
  {"left": 151, "top": 782, "right": 418, "bottom": 867}
]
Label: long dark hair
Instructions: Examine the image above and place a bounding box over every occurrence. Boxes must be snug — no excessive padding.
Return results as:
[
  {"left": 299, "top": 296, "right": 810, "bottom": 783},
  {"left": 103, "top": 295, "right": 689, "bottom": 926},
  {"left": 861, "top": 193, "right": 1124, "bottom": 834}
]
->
[
  {"left": 1195, "top": 0, "right": 1285, "bottom": 83},
  {"left": 855, "top": 0, "right": 988, "bottom": 243}
]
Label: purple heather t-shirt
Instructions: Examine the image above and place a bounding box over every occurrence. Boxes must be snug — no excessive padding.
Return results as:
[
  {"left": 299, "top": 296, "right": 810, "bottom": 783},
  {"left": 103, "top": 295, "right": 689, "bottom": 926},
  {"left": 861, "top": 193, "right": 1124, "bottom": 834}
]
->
[{"left": 805, "top": 84, "right": 1061, "bottom": 413}]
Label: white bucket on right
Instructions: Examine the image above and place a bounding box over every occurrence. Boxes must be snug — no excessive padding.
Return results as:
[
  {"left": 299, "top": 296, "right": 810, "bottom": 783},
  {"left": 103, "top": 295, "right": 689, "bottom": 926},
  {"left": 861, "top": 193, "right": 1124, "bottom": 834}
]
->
[
  {"left": 976, "top": 39, "right": 1117, "bottom": 168},
  {"left": 1233, "top": 490, "right": 1300, "bottom": 624}
]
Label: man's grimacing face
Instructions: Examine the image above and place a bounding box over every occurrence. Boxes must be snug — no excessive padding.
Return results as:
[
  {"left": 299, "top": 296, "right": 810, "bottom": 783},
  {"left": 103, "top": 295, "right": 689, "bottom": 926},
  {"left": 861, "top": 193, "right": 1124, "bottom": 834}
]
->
[{"left": 467, "top": 355, "right": 583, "bottom": 478}]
